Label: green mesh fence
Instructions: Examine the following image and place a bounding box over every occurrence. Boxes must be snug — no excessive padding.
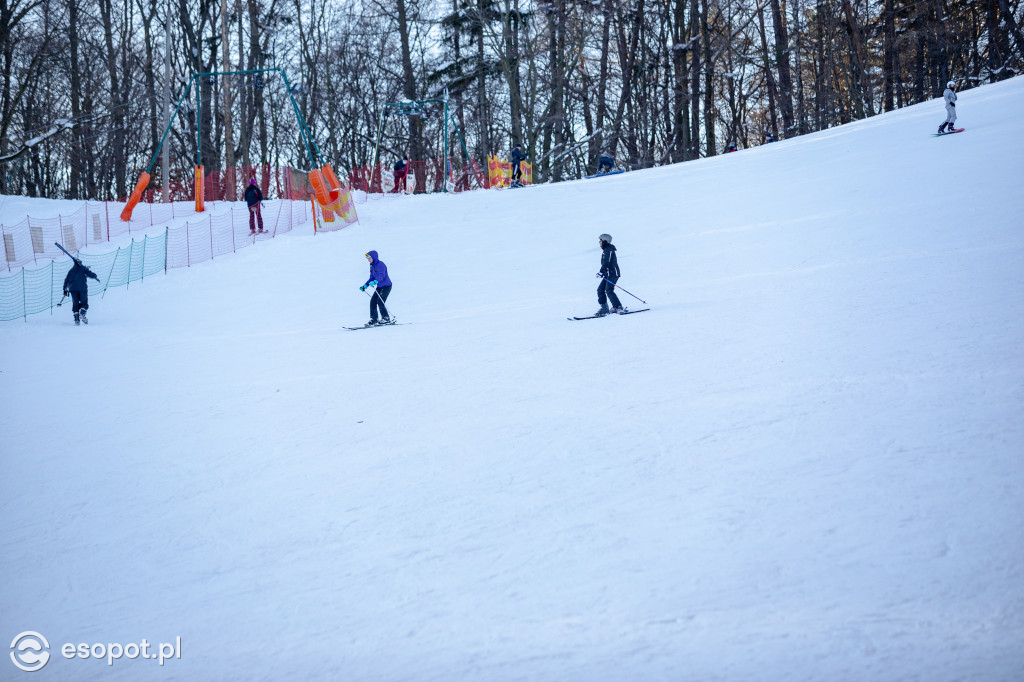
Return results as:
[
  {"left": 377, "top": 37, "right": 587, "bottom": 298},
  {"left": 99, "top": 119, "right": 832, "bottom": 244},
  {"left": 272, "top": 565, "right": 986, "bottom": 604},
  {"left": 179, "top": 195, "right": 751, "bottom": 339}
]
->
[
  {"left": 1, "top": 199, "right": 319, "bottom": 322},
  {"left": 0, "top": 234, "right": 167, "bottom": 322}
]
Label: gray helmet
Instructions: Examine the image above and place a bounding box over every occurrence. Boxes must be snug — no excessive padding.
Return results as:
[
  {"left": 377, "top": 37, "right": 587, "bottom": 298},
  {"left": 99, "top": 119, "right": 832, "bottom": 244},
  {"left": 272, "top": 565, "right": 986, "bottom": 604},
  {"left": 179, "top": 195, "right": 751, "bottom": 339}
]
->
[
  {"left": 599, "top": 233, "right": 612, "bottom": 244},
  {"left": 947, "top": 80, "right": 955, "bottom": 88}
]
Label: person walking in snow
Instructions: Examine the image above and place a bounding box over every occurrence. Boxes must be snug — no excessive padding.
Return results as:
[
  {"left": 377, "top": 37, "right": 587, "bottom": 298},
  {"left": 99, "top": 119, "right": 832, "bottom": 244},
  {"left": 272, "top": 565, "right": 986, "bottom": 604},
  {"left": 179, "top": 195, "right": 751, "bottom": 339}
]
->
[
  {"left": 595, "top": 233, "right": 623, "bottom": 316},
  {"left": 359, "top": 250, "right": 393, "bottom": 325},
  {"left": 939, "top": 80, "right": 958, "bottom": 133},
  {"left": 62, "top": 257, "right": 100, "bottom": 326},
  {"left": 510, "top": 142, "right": 528, "bottom": 187},
  {"left": 244, "top": 178, "right": 265, "bottom": 234}
]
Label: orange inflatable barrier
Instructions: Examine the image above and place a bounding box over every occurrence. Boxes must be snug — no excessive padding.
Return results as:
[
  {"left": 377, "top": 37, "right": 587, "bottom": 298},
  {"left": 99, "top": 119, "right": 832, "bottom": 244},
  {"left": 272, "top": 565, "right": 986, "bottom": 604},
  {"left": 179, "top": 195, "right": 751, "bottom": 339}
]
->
[
  {"left": 119, "top": 172, "right": 151, "bottom": 221},
  {"left": 322, "top": 164, "right": 342, "bottom": 197},
  {"left": 194, "top": 165, "right": 205, "bottom": 213},
  {"left": 309, "top": 169, "right": 334, "bottom": 207}
]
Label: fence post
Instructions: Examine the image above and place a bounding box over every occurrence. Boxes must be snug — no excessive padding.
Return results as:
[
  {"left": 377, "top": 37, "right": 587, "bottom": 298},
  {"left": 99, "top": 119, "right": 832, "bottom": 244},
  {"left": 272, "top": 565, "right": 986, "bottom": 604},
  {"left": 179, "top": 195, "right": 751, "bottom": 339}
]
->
[
  {"left": 22, "top": 266, "right": 26, "bottom": 321},
  {"left": 164, "top": 228, "right": 168, "bottom": 273}
]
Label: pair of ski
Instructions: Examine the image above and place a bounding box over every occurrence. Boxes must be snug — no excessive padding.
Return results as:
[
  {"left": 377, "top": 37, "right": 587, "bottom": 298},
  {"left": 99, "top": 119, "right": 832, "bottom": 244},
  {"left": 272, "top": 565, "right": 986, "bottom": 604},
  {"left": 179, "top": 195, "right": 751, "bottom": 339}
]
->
[
  {"left": 344, "top": 319, "right": 407, "bottom": 331},
  {"left": 568, "top": 308, "right": 649, "bottom": 321}
]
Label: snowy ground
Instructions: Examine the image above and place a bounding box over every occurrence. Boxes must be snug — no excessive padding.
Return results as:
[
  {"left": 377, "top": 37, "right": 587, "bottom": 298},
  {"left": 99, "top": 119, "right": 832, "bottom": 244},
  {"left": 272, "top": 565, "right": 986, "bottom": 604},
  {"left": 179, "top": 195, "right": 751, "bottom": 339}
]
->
[{"left": 2, "top": 77, "right": 1023, "bottom": 681}]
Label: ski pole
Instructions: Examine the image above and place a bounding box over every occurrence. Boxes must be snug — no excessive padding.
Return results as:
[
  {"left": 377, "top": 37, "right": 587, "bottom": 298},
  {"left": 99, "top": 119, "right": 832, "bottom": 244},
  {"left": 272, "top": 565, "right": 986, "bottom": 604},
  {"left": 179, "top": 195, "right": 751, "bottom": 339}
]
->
[
  {"left": 602, "top": 277, "right": 647, "bottom": 304},
  {"left": 56, "top": 294, "right": 66, "bottom": 307},
  {"left": 363, "top": 285, "right": 395, "bottom": 316}
]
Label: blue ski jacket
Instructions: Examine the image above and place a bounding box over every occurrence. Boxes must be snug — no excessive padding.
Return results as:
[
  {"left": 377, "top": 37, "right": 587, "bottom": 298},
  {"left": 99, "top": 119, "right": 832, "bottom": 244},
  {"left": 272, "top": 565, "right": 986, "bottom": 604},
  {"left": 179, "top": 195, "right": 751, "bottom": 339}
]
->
[
  {"left": 363, "top": 250, "right": 392, "bottom": 288},
  {"left": 63, "top": 260, "right": 100, "bottom": 292}
]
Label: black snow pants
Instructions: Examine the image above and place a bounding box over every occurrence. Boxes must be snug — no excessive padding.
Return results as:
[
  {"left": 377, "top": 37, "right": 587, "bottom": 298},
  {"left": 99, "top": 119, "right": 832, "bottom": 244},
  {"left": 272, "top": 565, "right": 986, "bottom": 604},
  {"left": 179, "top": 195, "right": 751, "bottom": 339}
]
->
[
  {"left": 371, "top": 285, "right": 392, "bottom": 320},
  {"left": 70, "top": 290, "right": 89, "bottom": 313},
  {"left": 597, "top": 276, "right": 621, "bottom": 309}
]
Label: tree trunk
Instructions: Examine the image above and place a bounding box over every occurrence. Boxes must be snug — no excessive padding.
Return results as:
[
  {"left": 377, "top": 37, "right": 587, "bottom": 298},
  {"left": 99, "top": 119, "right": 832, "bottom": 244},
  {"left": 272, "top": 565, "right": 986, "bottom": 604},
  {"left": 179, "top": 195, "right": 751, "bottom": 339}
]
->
[
  {"left": 757, "top": 3, "right": 779, "bottom": 139},
  {"left": 701, "top": 0, "right": 714, "bottom": 156},
  {"left": 689, "top": 0, "right": 700, "bottom": 155},
  {"left": 98, "top": 0, "right": 127, "bottom": 199},
  {"left": 882, "top": 0, "right": 895, "bottom": 111},
  {"left": 68, "top": 0, "right": 83, "bottom": 198},
  {"left": 768, "top": 0, "right": 794, "bottom": 136}
]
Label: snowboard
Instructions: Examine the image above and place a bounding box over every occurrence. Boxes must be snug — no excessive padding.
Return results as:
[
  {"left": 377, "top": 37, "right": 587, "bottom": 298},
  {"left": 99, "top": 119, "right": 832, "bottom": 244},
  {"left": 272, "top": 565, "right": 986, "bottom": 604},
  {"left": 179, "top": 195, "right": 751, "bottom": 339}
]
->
[
  {"left": 584, "top": 169, "right": 625, "bottom": 179},
  {"left": 568, "top": 308, "right": 649, "bottom": 321},
  {"left": 933, "top": 128, "right": 965, "bottom": 136}
]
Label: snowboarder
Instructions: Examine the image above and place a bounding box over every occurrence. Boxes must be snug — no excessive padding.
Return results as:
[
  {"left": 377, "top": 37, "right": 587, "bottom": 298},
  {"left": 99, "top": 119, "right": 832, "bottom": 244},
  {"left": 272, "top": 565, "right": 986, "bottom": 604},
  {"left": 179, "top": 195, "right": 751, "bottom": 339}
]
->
[
  {"left": 597, "top": 152, "right": 615, "bottom": 174},
  {"left": 62, "top": 257, "right": 100, "bottom": 326},
  {"left": 764, "top": 131, "right": 777, "bottom": 144},
  {"left": 244, "top": 178, "right": 265, "bottom": 234},
  {"left": 727, "top": 142, "right": 738, "bottom": 153},
  {"left": 359, "top": 250, "right": 393, "bottom": 325},
  {"left": 939, "top": 80, "right": 958, "bottom": 133},
  {"left": 595, "top": 233, "right": 623, "bottom": 316},
  {"left": 510, "top": 143, "right": 527, "bottom": 187}
]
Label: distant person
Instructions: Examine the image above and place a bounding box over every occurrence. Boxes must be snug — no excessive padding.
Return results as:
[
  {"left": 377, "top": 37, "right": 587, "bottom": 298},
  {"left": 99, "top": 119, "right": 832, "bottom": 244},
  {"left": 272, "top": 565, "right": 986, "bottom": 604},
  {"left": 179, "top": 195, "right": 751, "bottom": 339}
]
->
[
  {"left": 727, "top": 142, "right": 738, "bottom": 153},
  {"left": 62, "top": 257, "right": 100, "bottom": 326},
  {"left": 938, "top": 80, "right": 958, "bottom": 133},
  {"left": 510, "top": 143, "right": 527, "bottom": 187},
  {"left": 359, "top": 250, "right": 393, "bottom": 325},
  {"left": 392, "top": 156, "right": 409, "bottom": 193},
  {"left": 764, "top": 132, "right": 776, "bottom": 144},
  {"left": 595, "top": 233, "right": 623, "bottom": 316},
  {"left": 244, "top": 178, "right": 265, "bottom": 234},
  {"left": 598, "top": 152, "right": 615, "bottom": 174}
]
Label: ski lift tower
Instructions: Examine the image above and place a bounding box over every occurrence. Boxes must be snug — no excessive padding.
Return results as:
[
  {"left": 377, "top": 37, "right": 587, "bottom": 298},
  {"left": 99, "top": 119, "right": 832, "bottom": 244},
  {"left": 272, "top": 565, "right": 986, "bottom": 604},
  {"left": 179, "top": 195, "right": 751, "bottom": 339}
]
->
[{"left": 369, "top": 91, "right": 454, "bottom": 193}]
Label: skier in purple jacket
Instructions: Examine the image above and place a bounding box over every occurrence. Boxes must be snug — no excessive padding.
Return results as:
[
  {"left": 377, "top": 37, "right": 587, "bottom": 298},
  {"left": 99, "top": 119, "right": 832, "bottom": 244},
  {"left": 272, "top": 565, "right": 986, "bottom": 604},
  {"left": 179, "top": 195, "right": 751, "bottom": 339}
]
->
[{"left": 359, "top": 250, "right": 393, "bottom": 324}]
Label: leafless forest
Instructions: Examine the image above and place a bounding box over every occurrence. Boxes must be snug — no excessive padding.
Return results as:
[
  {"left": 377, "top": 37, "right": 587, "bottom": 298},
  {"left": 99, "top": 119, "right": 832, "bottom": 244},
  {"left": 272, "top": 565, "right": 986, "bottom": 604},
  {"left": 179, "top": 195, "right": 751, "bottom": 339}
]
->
[{"left": 1, "top": 0, "right": 1021, "bottom": 199}]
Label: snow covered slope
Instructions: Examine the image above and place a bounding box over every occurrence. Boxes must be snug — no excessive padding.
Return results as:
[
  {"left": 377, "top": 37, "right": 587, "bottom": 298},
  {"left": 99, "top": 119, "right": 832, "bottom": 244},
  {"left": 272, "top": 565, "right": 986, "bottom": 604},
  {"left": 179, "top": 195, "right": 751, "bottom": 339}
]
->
[{"left": 2, "top": 77, "right": 1023, "bottom": 681}]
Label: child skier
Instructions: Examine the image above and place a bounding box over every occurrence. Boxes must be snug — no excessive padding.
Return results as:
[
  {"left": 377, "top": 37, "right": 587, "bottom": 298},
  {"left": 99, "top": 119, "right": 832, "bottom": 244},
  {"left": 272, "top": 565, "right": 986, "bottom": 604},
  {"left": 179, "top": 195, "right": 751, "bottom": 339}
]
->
[
  {"left": 938, "top": 80, "right": 958, "bottom": 133},
  {"left": 62, "top": 257, "right": 100, "bottom": 325},
  {"left": 359, "top": 250, "right": 393, "bottom": 325},
  {"left": 595, "top": 233, "right": 624, "bottom": 316}
]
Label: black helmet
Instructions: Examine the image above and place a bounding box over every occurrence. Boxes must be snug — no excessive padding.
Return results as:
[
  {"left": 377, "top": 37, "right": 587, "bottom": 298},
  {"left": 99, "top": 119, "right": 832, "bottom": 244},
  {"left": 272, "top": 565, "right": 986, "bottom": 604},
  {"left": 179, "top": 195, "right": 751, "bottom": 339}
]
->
[{"left": 599, "top": 233, "right": 612, "bottom": 244}]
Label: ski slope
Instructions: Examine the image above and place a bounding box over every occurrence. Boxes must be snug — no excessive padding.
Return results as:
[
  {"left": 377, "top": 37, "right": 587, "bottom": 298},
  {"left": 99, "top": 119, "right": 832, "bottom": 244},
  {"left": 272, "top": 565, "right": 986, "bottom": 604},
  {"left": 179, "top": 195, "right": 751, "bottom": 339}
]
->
[{"left": 2, "top": 77, "right": 1023, "bottom": 681}]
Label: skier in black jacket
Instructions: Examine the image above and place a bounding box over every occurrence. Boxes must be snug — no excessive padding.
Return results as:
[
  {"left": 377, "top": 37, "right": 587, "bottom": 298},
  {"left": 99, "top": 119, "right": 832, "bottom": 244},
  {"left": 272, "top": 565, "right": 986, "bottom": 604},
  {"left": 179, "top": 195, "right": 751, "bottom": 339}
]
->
[
  {"left": 510, "top": 143, "right": 527, "bottom": 187},
  {"left": 244, "top": 178, "right": 264, "bottom": 234},
  {"left": 62, "top": 258, "right": 100, "bottom": 325},
  {"left": 595, "top": 233, "right": 623, "bottom": 316}
]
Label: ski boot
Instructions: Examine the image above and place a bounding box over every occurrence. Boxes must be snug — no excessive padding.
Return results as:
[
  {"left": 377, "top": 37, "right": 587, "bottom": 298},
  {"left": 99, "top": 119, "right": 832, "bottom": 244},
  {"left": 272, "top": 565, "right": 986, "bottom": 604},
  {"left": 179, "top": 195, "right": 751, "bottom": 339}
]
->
[
  {"left": 595, "top": 305, "right": 610, "bottom": 317},
  {"left": 380, "top": 317, "right": 391, "bottom": 325},
  {"left": 367, "top": 319, "right": 378, "bottom": 326},
  {"left": 74, "top": 313, "right": 80, "bottom": 326},
  {"left": 79, "top": 309, "right": 88, "bottom": 324},
  {"left": 938, "top": 124, "right": 946, "bottom": 134},
  {"left": 612, "top": 306, "right": 627, "bottom": 314}
]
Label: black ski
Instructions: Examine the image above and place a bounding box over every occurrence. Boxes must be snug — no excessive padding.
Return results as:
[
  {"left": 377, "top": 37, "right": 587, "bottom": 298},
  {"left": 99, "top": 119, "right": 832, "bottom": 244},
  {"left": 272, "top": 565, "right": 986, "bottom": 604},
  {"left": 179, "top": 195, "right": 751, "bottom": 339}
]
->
[
  {"left": 568, "top": 308, "right": 649, "bottom": 321},
  {"left": 344, "top": 321, "right": 408, "bottom": 330}
]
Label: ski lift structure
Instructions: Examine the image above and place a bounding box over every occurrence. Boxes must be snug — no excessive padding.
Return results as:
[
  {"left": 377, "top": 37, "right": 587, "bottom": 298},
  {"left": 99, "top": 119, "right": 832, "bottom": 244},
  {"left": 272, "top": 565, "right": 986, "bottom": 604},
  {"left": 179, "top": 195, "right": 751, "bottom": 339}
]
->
[
  {"left": 368, "top": 91, "right": 474, "bottom": 194},
  {"left": 121, "top": 68, "right": 345, "bottom": 220}
]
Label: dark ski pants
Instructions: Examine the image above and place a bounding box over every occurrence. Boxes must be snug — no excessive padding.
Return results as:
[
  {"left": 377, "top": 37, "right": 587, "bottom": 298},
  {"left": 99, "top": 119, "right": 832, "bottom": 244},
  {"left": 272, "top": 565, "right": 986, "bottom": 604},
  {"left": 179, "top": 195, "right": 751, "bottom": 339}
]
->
[
  {"left": 70, "top": 290, "right": 89, "bottom": 313},
  {"left": 598, "top": 277, "right": 621, "bottom": 309},
  {"left": 371, "top": 285, "right": 392, "bottom": 320},
  {"left": 249, "top": 204, "right": 264, "bottom": 232},
  {"left": 512, "top": 163, "right": 522, "bottom": 181}
]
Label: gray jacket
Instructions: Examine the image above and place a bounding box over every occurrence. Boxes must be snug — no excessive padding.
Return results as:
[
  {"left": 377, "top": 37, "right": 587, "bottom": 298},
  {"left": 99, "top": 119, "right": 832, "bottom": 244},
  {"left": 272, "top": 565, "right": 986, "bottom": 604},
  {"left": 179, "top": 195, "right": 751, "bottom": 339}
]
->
[{"left": 943, "top": 88, "right": 957, "bottom": 107}]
